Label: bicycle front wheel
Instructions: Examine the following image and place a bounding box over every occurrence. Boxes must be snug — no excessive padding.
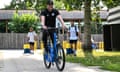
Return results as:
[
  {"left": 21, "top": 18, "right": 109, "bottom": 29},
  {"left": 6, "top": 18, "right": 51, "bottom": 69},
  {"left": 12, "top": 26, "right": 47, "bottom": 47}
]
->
[
  {"left": 43, "top": 51, "right": 51, "bottom": 69},
  {"left": 56, "top": 44, "right": 65, "bottom": 71}
]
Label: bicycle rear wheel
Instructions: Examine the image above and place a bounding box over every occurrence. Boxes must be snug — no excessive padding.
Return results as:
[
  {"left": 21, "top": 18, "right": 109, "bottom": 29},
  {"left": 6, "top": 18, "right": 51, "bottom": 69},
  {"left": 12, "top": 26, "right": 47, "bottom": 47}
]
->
[
  {"left": 56, "top": 44, "right": 65, "bottom": 71},
  {"left": 43, "top": 51, "right": 51, "bottom": 69}
]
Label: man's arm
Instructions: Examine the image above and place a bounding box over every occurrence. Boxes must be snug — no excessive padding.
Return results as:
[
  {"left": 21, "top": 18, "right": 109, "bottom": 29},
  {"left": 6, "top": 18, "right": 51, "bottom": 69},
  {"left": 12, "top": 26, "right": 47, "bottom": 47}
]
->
[
  {"left": 40, "top": 16, "right": 47, "bottom": 29},
  {"left": 57, "top": 15, "right": 66, "bottom": 38},
  {"left": 78, "top": 32, "right": 81, "bottom": 40},
  {"left": 57, "top": 15, "right": 65, "bottom": 28},
  {"left": 41, "top": 16, "right": 45, "bottom": 26},
  {"left": 77, "top": 27, "right": 81, "bottom": 40}
]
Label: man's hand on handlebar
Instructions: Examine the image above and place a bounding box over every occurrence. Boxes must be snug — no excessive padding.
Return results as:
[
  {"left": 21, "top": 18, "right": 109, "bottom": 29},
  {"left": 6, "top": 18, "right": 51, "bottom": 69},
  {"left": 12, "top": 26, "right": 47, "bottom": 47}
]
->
[
  {"left": 62, "top": 25, "right": 67, "bottom": 29},
  {"left": 42, "top": 25, "right": 47, "bottom": 30}
]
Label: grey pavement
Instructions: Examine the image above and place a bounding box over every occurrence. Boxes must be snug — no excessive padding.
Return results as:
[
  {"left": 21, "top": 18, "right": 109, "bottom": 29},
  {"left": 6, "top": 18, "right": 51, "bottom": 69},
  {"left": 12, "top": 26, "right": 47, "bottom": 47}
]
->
[{"left": 0, "top": 50, "right": 112, "bottom": 72}]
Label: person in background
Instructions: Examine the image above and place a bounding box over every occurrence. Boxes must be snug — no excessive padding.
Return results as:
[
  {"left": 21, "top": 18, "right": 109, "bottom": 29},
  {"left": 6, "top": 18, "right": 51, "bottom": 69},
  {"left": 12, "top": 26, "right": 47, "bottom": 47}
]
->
[
  {"left": 68, "top": 20, "right": 80, "bottom": 56},
  {"left": 91, "top": 37, "right": 97, "bottom": 49},
  {"left": 27, "top": 27, "right": 37, "bottom": 54}
]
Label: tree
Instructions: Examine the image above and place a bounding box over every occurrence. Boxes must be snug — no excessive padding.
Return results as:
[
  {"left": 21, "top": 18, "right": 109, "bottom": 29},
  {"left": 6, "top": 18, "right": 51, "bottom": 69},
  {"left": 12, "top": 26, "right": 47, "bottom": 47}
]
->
[
  {"left": 54, "top": 0, "right": 65, "bottom": 10},
  {"left": 4, "top": 0, "right": 47, "bottom": 13},
  {"left": 60, "top": 0, "right": 82, "bottom": 11},
  {"left": 11, "top": 13, "right": 39, "bottom": 33},
  {"left": 83, "top": 0, "right": 92, "bottom": 52},
  {"left": 5, "top": 0, "right": 28, "bottom": 9},
  {"left": 4, "top": 0, "right": 64, "bottom": 13},
  {"left": 102, "top": 0, "right": 120, "bottom": 8}
]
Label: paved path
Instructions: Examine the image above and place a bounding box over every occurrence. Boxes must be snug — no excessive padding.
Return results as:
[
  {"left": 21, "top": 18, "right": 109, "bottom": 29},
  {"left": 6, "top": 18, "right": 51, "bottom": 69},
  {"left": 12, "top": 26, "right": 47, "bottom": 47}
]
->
[{"left": 0, "top": 50, "right": 111, "bottom": 72}]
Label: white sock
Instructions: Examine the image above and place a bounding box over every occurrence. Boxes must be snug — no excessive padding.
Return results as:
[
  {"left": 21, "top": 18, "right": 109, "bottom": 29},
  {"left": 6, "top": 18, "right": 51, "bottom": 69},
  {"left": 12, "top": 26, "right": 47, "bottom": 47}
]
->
[{"left": 31, "top": 50, "right": 34, "bottom": 53}]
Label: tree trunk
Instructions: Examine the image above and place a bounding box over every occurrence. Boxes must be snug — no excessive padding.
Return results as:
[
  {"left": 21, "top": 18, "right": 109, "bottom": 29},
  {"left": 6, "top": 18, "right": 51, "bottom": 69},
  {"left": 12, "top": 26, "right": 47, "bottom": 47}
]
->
[{"left": 83, "top": 0, "right": 92, "bottom": 52}]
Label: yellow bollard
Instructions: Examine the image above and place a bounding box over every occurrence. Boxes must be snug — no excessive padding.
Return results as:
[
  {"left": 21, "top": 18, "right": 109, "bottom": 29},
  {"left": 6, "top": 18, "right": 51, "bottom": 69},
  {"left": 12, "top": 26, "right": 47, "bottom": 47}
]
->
[
  {"left": 72, "top": 43, "right": 75, "bottom": 50},
  {"left": 77, "top": 41, "right": 79, "bottom": 50},
  {"left": 63, "top": 40, "right": 83, "bottom": 50},
  {"left": 23, "top": 43, "right": 30, "bottom": 49},
  {"left": 101, "top": 42, "right": 104, "bottom": 50},
  {"left": 99, "top": 42, "right": 104, "bottom": 50},
  {"left": 34, "top": 41, "right": 37, "bottom": 51},
  {"left": 62, "top": 40, "right": 67, "bottom": 49},
  {"left": 77, "top": 41, "right": 82, "bottom": 50},
  {"left": 40, "top": 41, "right": 44, "bottom": 49},
  {"left": 76, "top": 49, "right": 85, "bottom": 57},
  {"left": 23, "top": 43, "right": 31, "bottom": 53},
  {"left": 39, "top": 41, "right": 44, "bottom": 54},
  {"left": 99, "top": 42, "right": 101, "bottom": 49},
  {"left": 70, "top": 41, "right": 83, "bottom": 50},
  {"left": 66, "top": 41, "right": 71, "bottom": 49}
]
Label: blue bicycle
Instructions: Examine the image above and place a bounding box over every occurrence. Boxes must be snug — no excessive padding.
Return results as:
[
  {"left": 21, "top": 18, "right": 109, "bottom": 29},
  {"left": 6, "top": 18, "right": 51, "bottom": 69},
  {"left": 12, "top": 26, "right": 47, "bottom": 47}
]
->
[{"left": 43, "top": 28, "right": 65, "bottom": 71}]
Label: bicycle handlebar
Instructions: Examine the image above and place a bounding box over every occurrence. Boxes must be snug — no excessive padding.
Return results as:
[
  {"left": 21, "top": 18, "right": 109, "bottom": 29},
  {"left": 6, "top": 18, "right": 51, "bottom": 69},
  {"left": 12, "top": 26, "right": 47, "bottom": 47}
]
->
[{"left": 46, "top": 27, "right": 58, "bottom": 30}]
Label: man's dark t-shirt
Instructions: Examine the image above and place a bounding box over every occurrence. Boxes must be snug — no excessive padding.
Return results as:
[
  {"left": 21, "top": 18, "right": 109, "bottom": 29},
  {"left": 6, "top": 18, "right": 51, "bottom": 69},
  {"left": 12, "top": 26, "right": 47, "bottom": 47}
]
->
[{"left": 40, "top": 9, "right": 60, "bottom": 27}]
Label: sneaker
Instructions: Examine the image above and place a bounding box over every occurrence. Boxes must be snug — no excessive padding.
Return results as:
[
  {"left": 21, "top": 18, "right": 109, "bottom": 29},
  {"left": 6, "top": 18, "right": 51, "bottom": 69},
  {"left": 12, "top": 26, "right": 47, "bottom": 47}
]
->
[
  {"left": 74, "top": 53, "right": 76, "bottom": 56},
  {"left": 30, "top": 50, "right": 34, "bottom": 54},
  {"left": 73, "top": 50, "right": 76, "bottom": 56},
  {"left": 31, "top": 52, "right": 34, "bottom": 54}
]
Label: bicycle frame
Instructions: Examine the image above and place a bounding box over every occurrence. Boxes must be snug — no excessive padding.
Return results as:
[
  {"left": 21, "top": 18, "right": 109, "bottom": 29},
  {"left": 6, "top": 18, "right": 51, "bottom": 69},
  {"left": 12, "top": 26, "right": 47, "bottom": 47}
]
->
[{"left": 45, "top": 32, "right": 58, "bottom": 62}]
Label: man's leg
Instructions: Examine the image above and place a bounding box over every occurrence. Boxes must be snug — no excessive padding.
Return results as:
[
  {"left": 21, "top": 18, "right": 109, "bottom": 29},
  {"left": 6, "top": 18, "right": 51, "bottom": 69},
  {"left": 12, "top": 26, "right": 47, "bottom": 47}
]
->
[
  {"left": 31, "top": 44, "right": 34, "bottom": 54},
  {"left": 49, "top": 30, "right": 55, "bottom": 47},
  {"left": 49, "top": 31, "right": 55, "bottom": 58},
  {"left": 70, "top": 40, "right": 73, "bottom": 48},
  {"left": 30, "top": 43, "right": 34, "bottom": 51},
  {"left": 69, "top": 40, "right": 74, "bottom": 54},
  {"left": 42, "top": 30, "right": 48, "bottom": 52},
  {"left": 74, "top": 40, "right": 77, "bottom": 51},
  {"left": 29, "top": 42, "right": 34, "bottom": 54},
  {"left": 73, "top": 40, "right": 77, "bottom": 56}
]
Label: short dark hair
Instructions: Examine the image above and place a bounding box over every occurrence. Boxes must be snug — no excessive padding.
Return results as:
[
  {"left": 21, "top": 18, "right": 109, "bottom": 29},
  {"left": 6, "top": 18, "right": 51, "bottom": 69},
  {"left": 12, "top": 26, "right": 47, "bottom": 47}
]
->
[{"left": 47, "top": 0, "right": 54, "bottom": 5}]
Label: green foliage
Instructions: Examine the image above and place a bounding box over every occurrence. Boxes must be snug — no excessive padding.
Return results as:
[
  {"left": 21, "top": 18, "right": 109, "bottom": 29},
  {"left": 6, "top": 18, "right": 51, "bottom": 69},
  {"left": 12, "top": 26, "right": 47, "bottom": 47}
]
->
[
  {"left": 0, "top": 22, "right": 6, "bottom": 33},
  {"left": 102, "top": 0, "right": 120, "bottom": 8},
  {"left": 4, "top": 0, "right": 64, "bottom": 13},
  {"left": 54, "top": 0, "right": 65, "bottom": 9},
  {"left": 8, "top": 22, "right": 15, "bottom": 32},
  {"left": 60, "top": 0, "right": 83, "bottom": 10},
  {"left": 102, "top": 63, "right": 120, "bottom": 72},
  {"left": 32, "top": 0, "right": 48, "bottom": 13},
  {"left": 4, "top": 0, "right": 47, "bottom": 12},
  {"left": 4, "top": 0, "right": 120, "bottom": 11},
  {"left": 66, "top": 56, "right": 120, "bottom": 72},
  {"left": 12, "top": 13, "right": 39, "bottom": 33},
  {"left": 91, "top": 23, "right": 103, "bottom": 34}
]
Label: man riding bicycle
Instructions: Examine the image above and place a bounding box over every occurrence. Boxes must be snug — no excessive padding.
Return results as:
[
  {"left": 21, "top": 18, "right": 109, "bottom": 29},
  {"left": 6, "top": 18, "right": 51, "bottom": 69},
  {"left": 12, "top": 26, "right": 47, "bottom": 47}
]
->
[{"left": 40, "top": 0, "right": 66, "bottom": 53}]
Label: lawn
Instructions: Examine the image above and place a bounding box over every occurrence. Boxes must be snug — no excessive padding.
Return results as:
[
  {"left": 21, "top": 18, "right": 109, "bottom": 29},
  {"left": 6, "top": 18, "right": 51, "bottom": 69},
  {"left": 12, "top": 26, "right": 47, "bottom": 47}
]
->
[{"left": 66, "top": 51, "right": 120, "bottom": 72}]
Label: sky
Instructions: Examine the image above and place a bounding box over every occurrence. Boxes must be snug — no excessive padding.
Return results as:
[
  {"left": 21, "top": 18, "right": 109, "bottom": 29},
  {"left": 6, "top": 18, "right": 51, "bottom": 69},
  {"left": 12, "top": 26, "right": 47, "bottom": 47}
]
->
[{"left": 0, "top": 0, "right": 12, "bottom": 8}]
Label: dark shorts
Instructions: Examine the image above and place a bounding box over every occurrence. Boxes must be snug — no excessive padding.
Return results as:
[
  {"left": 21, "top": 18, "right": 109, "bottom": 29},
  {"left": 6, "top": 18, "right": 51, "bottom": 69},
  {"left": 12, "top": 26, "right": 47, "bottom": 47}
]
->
[
  {"left": 69, "top": 40, "right": 77, "bottom": 44},
  {"left": 29, "top": 42, "right": 34, "bottom": 46}
]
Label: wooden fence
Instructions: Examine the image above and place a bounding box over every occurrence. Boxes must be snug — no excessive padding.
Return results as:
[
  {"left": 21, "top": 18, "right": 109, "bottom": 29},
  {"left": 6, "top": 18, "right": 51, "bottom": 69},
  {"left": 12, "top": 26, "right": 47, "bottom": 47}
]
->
[
  {"left": 0, "top": 33, "right": 103, "bottom": 49},
  {"left": 0, "top": 33, "right": 41, "bottom": 49}
]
